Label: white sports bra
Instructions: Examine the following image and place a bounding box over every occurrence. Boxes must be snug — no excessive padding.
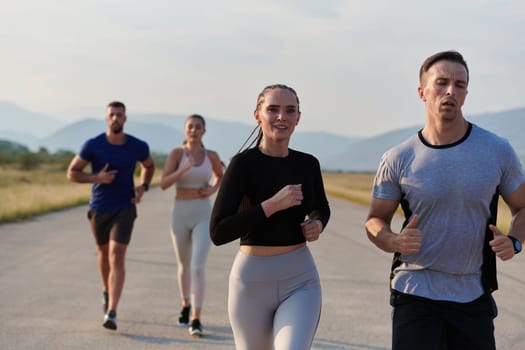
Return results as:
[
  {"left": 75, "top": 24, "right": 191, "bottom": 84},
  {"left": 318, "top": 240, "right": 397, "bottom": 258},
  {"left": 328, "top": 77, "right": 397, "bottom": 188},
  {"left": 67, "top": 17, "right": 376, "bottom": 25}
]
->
[{"left": 176, "top": 149, "right": 213, "bottom": 189}]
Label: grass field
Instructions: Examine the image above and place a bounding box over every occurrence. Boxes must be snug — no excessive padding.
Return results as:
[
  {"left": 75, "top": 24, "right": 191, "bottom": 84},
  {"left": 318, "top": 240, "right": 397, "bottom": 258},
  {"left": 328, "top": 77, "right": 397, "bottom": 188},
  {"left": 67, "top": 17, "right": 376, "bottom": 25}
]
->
[
  {"left": 0, "top": 167, "right": 513, "bottom": 233},
  {"left": 0, "top": 165, "right": 91, "bottom": 222},
  {"left": 0, "top": 165, "right": 159, "bottom": 223},
  {"left": 322, "top": 172, "right": 376, "bottom": 207}
]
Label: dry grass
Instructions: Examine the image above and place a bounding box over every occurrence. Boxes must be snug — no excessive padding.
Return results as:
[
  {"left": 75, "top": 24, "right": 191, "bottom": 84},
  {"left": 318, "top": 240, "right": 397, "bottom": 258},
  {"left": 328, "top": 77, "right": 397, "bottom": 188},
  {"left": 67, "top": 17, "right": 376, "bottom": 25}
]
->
[
  {"left": 322, "top": 172, "right": 375, "bottom": 207},
  {"left": 0, "top": 165, "right": 161, "bottom": 223},
  {"left": 0, "top": 166, "right": 90, "bottom": 222}
]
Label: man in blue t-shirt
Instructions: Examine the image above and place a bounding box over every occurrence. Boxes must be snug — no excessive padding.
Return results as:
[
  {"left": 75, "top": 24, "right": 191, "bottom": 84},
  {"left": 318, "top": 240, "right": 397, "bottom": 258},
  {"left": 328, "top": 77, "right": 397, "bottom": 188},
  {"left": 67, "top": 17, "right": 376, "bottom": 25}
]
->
[
  {"left": 67, "top": 101, "right": 155, "bottom": 331},
  {"left": 365, "top": 51, "right": 525, "bottom": 350}
]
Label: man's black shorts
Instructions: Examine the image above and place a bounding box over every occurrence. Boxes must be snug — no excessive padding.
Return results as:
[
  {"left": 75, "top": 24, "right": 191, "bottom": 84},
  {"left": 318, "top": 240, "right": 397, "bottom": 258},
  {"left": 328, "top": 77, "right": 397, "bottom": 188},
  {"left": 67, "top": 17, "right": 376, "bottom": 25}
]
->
[
  {"left": 87, "top": 206, "right": 137, "bottom": 245},
  {"left": 391, "top": 290, "right": 497, "bottom": 350}
]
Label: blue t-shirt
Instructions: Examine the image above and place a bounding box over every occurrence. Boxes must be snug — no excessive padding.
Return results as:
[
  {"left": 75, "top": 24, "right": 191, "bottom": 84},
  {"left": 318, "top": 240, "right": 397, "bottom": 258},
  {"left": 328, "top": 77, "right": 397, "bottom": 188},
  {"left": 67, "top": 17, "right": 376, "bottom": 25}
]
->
[
  {"left": 373, "top": 123, "right": 525, "bottom": 302},
  {"left": 79, "top": 133, "right": 150, "bottom": 211}
]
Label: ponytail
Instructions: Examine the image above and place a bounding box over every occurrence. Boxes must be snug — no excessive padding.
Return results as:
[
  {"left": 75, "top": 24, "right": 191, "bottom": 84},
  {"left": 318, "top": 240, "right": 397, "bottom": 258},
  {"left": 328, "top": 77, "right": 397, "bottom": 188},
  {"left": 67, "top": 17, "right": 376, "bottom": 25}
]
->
[{"left": 236, "top": 125, "right": 262, "bottom": 154}]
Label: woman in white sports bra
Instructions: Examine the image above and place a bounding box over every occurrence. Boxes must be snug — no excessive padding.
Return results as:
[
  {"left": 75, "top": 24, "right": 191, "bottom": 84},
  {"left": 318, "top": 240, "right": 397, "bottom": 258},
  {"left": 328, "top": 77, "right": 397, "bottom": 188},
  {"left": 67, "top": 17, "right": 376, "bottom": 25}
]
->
[{"left": 160, "top": 114, "right": 224, "bottom": 337}]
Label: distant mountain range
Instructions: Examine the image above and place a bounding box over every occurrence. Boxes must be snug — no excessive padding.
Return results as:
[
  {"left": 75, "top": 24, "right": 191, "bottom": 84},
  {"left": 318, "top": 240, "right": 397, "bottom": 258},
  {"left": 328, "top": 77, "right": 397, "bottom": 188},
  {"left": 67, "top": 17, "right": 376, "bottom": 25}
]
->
[{"left": 1, "top": 101, "right": 523, "bottom": 171}]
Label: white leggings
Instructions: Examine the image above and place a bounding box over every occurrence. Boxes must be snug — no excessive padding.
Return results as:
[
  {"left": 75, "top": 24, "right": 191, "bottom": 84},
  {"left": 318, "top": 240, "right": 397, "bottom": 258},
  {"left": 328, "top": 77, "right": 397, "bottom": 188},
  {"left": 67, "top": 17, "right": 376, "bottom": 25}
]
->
[
  {"left": 171, "top": 198, "right": 212, "bottom": 308},
  {"left": 228, "top": 245, "right": 322, "bottom": 350}
]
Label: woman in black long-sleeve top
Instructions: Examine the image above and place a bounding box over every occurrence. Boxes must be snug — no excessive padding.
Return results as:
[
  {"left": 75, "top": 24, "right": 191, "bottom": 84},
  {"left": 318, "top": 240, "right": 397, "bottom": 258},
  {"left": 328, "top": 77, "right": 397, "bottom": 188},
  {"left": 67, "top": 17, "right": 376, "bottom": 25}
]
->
[{"left": 210, "top": 84, "right": 330, "bottom": 350}]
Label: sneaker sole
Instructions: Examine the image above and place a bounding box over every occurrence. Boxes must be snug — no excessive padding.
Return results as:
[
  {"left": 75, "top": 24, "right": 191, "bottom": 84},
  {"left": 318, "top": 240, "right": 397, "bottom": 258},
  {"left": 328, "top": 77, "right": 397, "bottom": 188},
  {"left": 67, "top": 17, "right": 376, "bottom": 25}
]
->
[
  {"left": 190, "top": 331, "right": 202, "bottom": 338},
  {"left": 189, "top": 326, "right": 203, "bottom": 338},
  {"left": 103, "top": 320, "right": 117, "bottom": 330}
]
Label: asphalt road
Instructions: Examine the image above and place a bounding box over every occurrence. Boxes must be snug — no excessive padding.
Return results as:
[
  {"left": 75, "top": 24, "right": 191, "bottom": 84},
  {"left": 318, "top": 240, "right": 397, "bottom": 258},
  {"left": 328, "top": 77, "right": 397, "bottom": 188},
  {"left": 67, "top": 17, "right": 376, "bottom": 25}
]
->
[{"left": 1, "top": 189, "right": 524, "bottom": 349}]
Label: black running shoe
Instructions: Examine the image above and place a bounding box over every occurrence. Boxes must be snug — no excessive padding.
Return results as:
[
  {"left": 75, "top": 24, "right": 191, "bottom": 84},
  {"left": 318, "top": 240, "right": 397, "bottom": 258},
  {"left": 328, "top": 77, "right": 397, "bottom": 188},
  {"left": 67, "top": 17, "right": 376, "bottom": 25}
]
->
[
  {"left": 102, "top": 291, "right": 108, "bottom": 314},
  {"left": 103, "top": 310, "right": 117, "bottom": 330},
  {"left": 178, "top": 305, "right": 191, "bottom": 326},
  {"left": 188, "top": 319, "right": 202, "bottom": 337}
]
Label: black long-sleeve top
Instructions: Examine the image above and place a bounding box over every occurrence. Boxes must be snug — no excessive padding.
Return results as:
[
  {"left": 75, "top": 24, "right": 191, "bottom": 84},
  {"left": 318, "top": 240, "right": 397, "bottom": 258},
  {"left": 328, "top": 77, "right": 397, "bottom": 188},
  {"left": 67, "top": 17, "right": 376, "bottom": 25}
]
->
[{"left": 210, "top": 147, "right": 330, "bottom": 246}]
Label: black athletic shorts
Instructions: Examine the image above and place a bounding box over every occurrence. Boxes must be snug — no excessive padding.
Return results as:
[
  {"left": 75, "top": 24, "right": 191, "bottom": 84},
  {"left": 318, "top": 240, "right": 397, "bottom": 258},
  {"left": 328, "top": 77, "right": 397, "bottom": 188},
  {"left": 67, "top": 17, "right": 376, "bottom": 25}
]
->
[
  {"left": 87, "top": 206, "right": 137, "bottom": 245},
  {"left": 390, "top": 290, "right": 497, "bottom": 350}
]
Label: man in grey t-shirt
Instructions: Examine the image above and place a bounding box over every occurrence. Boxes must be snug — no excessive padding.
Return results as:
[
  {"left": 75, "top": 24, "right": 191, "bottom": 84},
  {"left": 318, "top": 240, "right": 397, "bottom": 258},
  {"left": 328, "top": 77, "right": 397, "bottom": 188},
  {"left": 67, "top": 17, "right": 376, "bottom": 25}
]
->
[{"left": 365, "top": 50, "right": 525, "bottom": 350}]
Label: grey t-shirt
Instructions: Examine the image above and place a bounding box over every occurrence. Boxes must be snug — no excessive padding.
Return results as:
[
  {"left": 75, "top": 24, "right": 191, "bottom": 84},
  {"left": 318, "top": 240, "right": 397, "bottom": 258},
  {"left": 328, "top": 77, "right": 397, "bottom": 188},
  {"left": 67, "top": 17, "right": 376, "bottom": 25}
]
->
[{"left": 373, "top": 123, "right": 525, "bottom": 302}]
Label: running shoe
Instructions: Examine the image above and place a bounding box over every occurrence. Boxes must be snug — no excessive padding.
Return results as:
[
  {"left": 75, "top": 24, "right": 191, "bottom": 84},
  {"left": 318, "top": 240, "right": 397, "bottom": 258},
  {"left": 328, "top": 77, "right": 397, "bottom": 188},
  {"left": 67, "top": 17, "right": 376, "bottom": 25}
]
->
[
  {"left": 103, "top": 310, "right": 117, "bottom": 330},
  {"left": 178, "top": 305, "right": 191, "bottom": 326},
  {"left": 188, "top": 319, "right": 203, "bottom": 337}
]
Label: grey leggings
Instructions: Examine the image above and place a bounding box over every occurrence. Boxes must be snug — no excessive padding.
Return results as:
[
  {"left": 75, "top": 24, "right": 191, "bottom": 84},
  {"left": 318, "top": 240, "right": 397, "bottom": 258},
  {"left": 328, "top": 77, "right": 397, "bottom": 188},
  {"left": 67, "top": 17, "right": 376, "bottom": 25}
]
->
[
  {"left": 171, "top": 198, "right": 212, "bottom": 308},
  {"left": 228, "top": 245, "right": 322, "bottom": 350}
]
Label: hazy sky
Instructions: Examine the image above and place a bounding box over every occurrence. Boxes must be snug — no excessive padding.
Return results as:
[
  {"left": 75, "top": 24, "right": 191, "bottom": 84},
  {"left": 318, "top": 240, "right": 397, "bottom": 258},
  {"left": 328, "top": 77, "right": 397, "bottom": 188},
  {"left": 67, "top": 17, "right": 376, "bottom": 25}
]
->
[{"left": 1, "top": 1, "right": 524, "bottom": 137}]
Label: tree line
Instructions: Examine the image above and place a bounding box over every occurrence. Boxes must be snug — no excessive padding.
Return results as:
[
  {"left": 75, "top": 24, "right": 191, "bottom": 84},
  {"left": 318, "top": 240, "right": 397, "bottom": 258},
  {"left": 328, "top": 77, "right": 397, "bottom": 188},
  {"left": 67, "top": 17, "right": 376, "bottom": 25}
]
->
[{"left": 0, "top": 139, "right": 166, "bottom": 171}]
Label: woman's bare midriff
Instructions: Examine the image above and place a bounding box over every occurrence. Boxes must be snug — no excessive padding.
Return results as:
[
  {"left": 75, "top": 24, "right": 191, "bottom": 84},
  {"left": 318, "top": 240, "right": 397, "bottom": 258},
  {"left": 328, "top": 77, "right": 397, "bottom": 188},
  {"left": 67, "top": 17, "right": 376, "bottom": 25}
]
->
[
  {"left": 175, "top": 187, "right": 204, "bottom": 200},
  {"left": 240, "top": 242, "right": 306, "bottom": 256}
]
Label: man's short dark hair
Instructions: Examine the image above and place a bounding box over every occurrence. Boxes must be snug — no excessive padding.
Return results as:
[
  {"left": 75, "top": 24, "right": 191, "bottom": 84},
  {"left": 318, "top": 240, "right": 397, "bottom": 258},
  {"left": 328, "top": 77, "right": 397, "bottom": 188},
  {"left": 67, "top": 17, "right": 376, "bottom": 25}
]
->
[
  {"left": 107, "top": 101, "right": 126, "bottom": 113},
  {"left": 419, "top": 50, "right": 469, "bottom": 84}
]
